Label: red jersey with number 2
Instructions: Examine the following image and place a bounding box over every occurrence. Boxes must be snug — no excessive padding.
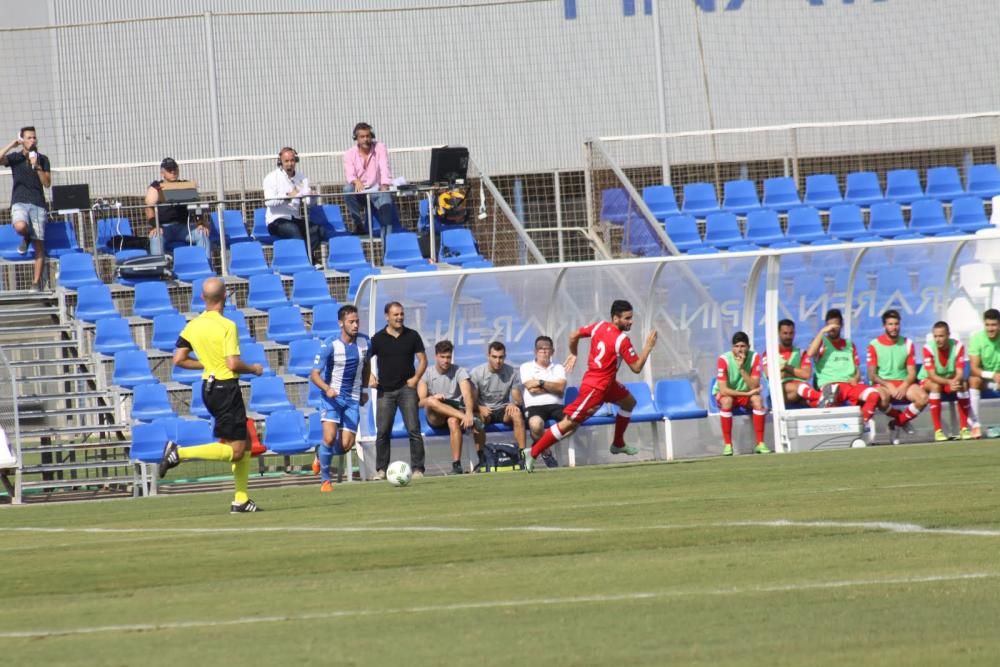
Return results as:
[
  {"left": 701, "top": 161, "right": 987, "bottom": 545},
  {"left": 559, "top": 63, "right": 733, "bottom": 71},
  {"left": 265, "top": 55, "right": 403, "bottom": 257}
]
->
[{"left": 578, "top": 321, "right": 639, "bottom": 388}]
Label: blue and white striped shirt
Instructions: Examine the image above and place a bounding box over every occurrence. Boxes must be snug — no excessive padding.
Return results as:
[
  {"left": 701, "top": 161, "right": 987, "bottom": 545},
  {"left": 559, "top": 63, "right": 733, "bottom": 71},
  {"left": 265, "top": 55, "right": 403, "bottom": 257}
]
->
[{"left": 313, "top": 334, "right": 370, "bottom": 402}]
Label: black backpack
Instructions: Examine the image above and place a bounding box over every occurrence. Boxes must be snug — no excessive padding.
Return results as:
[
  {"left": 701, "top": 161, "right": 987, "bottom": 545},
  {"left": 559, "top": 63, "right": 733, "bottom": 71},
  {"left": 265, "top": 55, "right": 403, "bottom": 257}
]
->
[
  {"left": 480, "top": 442, "right": 523, "bottom": 472},
  {"left": 116, "top": 255, "right": 173, "bottom": 281}
]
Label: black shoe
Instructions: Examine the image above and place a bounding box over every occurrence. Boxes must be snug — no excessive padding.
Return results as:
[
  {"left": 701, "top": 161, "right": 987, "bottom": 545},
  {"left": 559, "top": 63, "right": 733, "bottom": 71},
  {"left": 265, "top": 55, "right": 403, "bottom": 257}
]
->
[
  {"left": 157, "top": 440, "right": 180, "bottom": 478},
  {"left": 230, "top": 499, "right": 259, "bottom": 513},
  {"left": 541, "top": 451, "right": 559, "bottom": 468},
  {"left": 16, "top": 238, "right": 29, "bottom": 255},
  {"left": 450, "top": 461, "right": 464, "bottom": 475}
]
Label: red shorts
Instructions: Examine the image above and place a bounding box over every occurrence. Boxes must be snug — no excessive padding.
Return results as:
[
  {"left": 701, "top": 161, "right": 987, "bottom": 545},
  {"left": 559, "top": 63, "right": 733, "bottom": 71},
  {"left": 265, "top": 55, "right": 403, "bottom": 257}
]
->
[
  {"left": 565, "top": 381, "right": 629, "bottom": 423},
  {"left": 718, "top": 395, "right": 756, "bottom": 411},
  {"left": 828, "top": 382, "right": 877, "bottom": 405},
  {"left": 919, "top": 378, "right": 962, "bottom": 394}
]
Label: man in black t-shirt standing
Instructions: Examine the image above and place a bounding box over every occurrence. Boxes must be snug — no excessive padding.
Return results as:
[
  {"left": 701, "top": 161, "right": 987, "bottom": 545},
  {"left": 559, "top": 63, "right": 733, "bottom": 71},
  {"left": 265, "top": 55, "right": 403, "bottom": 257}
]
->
[
  {"left": 1, "top": 126, "right": 51, "bottom": 291},
  {"left": 368, "top": 301, "right": 427, "bottom": 479}
]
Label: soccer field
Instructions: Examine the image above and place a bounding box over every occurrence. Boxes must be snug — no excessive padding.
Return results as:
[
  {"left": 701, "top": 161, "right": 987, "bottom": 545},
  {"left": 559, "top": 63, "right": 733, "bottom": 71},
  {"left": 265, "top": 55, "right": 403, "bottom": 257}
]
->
[{"left": 2, "top": 443, "right": 999, "bottom": 666}]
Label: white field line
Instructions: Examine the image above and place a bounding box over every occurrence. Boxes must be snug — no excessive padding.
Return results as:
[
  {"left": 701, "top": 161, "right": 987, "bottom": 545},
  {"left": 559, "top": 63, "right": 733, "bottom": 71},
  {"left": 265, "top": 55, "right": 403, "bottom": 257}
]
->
[
  {"left": 1, "top": 572, "right": 993, "bottom": 640},
  {"left": 725, "top": 520, "right": 1000, "bottom": 538}
]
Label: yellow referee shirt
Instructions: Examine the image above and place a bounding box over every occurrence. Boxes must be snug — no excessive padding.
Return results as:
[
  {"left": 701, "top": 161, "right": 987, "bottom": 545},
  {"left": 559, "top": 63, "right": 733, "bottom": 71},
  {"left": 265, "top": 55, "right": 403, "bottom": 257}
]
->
[{"left": 178, "top": 310, "right": 240, "bottom": 381}]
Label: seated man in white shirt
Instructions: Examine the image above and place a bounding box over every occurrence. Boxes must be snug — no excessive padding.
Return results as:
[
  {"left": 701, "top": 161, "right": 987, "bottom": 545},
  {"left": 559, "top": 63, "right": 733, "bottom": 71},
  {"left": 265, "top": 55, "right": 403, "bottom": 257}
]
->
[
  {"left": 263, "top": 147, "right": 323, "bottom": 263},
  {"left": 519, "top": 336, "right": 565, "bottom": 468}
]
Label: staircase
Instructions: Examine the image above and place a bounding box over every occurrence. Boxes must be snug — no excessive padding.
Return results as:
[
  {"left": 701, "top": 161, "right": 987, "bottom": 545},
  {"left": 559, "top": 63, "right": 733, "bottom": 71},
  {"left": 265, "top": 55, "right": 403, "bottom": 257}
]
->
[{"left": 0, "top": 291, "right": 134, "bottom": 504}]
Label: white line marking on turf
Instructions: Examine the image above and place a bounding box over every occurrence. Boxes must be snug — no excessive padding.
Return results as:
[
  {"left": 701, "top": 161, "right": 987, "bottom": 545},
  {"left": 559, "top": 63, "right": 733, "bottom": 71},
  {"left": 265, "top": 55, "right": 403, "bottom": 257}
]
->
[
  {"left": 1, "top": 572, "right": 993, "bottom": 640},
  {"left": 726, "top": 520, "right": 1000, "bottom": 538},
  {"left": 7, "top": 525, "right": 596, "bottom": 535}
]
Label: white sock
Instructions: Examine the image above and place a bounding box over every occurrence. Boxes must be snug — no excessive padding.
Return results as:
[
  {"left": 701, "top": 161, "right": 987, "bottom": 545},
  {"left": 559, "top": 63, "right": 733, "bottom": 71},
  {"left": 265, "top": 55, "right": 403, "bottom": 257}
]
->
[{"left": 970, "top": 388, "right": 981, "bottom": 426}]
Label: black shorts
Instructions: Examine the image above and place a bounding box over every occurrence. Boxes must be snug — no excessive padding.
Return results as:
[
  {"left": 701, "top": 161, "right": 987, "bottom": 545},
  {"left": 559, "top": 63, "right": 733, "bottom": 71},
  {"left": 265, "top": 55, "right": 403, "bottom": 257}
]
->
[
  {"left": 203, "top": 379, "right": 248, "bottom": 441},
  {"left": 485, "top": 406, "right": 519, "bottom": 425},
  {"left": 525, "top": 404, "right": 564, "bottom": 424}
]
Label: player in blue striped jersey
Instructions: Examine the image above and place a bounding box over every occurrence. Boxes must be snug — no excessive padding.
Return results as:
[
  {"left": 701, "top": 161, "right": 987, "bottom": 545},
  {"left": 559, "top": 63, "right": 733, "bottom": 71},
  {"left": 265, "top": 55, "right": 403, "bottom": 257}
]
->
[{"left": 310, "top": 304, "right": 371, "bottom": 492}]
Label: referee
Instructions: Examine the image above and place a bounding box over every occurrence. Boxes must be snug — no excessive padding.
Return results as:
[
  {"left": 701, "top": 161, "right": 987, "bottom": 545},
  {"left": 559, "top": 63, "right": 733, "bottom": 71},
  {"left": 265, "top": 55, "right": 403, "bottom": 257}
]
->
[{"left": 159, "top": 277, "right": 264, "bottom": 513}]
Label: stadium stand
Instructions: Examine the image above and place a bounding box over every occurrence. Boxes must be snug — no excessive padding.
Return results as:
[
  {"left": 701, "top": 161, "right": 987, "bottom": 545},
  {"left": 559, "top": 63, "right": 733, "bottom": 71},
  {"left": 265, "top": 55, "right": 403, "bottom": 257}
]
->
[
  {"left": 172, "top": 246, "right": 215, "bottom": 281},
  {"left": 925, "top": 166, "right": 965, "bottom": 201},
  {"left": 150, "top": 313, "right": 188, "bottom": 352},
  {"left": 209, "top": 210, "right": 252, "bottom": 246},
  {"left": 704, "top": 212, "right": 743, "bottom": 249},
  {"left": 966, "top": 163, "right": 1000, "bottom": 198},
  {"left": 132, "top": 281, "right": 178, "bottom": 318},
  {"left": 642, "top": 185, "right": 680, "bottom": 220},
  {"left": 112, "top": 349, "right": 159, "bottom": 389},
  {"left": 130, "top": 383, "right": 176, "bottom": 422},
  {"left": 94, "top": 316, "right": 138, "bottom": 355},
  {"left": 803, "top": 174, "right": 843, "bottom": 209},
  {"left": 247, "top": 273, "right": 291, "bottom": 310},
  {"left": 291, "top": 269, "right": 335, "bottom": 308},
  {"left": 844, "top": 171, "right": 883, "bottom": 206},
  {"left": 721, "top": 179, "right": 761, "bottom": 215},
  {"left": 263, "top": 409, "right": 311, "bottom": 454},
  {"left": 885, "top": 169, "right": 924, "bottom": 204},
  {"left": 57, "top": 252, "right": 102, "bottom": 289},
  {"left": 271, "top": 238, "right": 314, "bottom": 275},
  {"left": 228, "top": 241, "right": 272, "bottom": 278},
  {"left": 681, "top": 182, "right": 721, "bottom": 217}
]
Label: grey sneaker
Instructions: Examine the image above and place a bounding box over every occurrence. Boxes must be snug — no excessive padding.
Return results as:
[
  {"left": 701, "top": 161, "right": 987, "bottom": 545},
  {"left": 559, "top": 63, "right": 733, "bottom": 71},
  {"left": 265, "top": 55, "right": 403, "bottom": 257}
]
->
[
  {"left": 819, "top": 384, "right": 838, "bottom": 408},
  {"left": 230, "top": 499, "right": 259, "bottom": 513},
  {"left": 157, "top": 440, "right": 180, "bottom": 478},
  {"left": 609, "top": 443, "right": 639, "bottom": 456},
  {"left": 523, "top": 448, "right": 535, "bottom": 473}
]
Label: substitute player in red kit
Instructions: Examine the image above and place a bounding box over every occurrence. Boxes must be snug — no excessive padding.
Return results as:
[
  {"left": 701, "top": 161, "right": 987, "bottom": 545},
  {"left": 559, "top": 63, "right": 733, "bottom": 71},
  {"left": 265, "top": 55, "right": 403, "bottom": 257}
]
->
[{"left": 524, "top": 299, "right": 657, "bottom": 472}]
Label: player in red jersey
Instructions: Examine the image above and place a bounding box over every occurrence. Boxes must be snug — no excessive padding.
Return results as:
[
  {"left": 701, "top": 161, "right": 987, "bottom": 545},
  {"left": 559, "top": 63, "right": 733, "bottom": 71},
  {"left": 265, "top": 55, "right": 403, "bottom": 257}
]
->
[{"left": 523, "top": 299, "right": 657, "bottom": 472}]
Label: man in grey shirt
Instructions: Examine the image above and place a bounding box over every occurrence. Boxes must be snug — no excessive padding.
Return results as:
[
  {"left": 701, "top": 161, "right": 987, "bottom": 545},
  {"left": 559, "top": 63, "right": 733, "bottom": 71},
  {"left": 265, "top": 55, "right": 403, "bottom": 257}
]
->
[
  {"left": 469, "top": 341, "right": 526, "bottom": 467},
  {"left": 418, "top": 340, "right": 475, "bottom": 475}
]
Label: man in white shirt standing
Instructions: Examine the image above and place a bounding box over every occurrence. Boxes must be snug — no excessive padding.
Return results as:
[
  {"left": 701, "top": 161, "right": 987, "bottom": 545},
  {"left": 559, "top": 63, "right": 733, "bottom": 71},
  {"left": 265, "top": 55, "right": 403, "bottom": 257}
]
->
[
  {"left": 519, "top": 336, "right": 565, "bottom": 468},
  {"left": 263, "top": 146, "right": 323, "bottom": 263},
  {"left": 343, "top": 122, "right": 398, "bottom": 236}
]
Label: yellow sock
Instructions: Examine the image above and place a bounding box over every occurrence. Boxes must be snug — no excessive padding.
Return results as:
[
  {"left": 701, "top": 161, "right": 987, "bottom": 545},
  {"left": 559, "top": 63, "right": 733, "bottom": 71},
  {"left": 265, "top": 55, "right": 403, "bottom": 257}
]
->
[
  {"left": 232, "top": 454, "right": 250, "bottom": 505},
  {"left": 178, "top": 443, "right": 234, "bottom": 462}
]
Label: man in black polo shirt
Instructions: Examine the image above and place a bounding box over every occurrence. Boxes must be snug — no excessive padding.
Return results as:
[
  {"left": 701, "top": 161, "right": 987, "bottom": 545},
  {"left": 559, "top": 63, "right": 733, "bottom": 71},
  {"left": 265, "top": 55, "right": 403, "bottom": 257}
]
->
[
  {"left": 0, "top": 126, "right": 51, "bottom": 291},
  {"left": 368, "top": 301, "right": 427, "bottom": 479}
]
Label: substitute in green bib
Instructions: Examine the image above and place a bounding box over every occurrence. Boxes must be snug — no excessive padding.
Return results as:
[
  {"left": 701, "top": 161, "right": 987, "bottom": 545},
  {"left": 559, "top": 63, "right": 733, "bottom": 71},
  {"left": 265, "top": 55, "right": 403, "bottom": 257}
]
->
[
  {"left": 807, "top": 308, "right": 884, "bottom": 443},
  {"left": 968, "top": 308, "right": 1000, "bottom": 439},
  {"left": 762, "top": 319, "right": 827, "bottom": 409},
  {"left": 714, "top": 331, "right": 770, "bottom": 456},
  {"left": 919, "top": 321, "right": 972, "bottom": 441},
  {"left": 866, "top": 309, "right": 928, "bottom": 444}
]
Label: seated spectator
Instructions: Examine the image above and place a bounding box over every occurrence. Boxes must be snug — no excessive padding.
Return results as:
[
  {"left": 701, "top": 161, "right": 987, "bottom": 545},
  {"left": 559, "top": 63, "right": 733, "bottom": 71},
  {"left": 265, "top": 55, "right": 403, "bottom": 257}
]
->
[
  {"left": 343, "top": 122, "right": 398, "bottom": 236},
  {"left": 518, "top": 335, "right": 564, "bottom": 468},
  {"left": 714, "top": 331, "right": 770, "bottom": 456},
  {"left": 146, "top": 157, "right": 210, "bottom": 257},
  {"left": 264, "top": 146, "right": 323, "bottom": 263},
  {"left": 469, "top": 341, "right": 526, "bottom": 471},
  {"left": 418, "top": 340, "right": 476, "bottom": 475}
]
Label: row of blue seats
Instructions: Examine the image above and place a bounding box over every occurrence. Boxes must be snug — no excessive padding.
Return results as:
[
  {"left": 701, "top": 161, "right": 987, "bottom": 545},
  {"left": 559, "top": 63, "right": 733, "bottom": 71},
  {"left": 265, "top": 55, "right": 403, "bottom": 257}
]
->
[
  {"left": 650, "top": 199, "right": 990, "bottom": 254},
  {"left": 601, "top": 165, "right": 1000, "bottom": 224}
]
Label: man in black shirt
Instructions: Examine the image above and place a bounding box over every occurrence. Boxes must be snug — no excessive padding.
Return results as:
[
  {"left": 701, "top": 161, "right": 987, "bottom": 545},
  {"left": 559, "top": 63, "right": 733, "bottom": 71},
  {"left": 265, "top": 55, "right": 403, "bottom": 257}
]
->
[
  {"left": 145, "top": 157, "right": 210, "bottom": 257},
  {"left": 0, "top": 127, "right": 51, "bottom": 291},
  {"left": 368, "top": 301, "right": 427, "bottom": 479}
]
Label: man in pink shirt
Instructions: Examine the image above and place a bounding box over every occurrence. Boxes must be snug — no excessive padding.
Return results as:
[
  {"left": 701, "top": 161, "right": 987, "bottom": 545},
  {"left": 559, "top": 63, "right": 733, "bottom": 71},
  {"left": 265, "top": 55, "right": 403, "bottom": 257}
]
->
[{"left": 343, "top": 122, "right": 398, "bottom": 235}]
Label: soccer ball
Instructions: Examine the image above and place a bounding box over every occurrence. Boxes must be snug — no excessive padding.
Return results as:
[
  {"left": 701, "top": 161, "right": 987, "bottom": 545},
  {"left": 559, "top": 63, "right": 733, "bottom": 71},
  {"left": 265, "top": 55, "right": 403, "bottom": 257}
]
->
[{"left": 386, "top": 460, "right": 412, "bottom": 487}]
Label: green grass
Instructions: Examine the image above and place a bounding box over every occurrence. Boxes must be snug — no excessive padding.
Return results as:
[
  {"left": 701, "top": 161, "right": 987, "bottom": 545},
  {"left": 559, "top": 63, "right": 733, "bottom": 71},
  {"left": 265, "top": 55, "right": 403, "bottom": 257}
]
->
[{"left": 2, "top": 442, "right": 1000, "bottom": 666}]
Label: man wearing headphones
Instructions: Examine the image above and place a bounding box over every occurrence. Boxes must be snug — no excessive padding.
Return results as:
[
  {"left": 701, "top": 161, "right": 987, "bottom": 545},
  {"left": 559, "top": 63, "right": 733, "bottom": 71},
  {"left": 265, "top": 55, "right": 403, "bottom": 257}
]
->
[
  {"left": 263, "top": 147, "right": 323, "bottom": 263},
  {"left": 343, "top": 122, "right": 398, "bottom": 236}
]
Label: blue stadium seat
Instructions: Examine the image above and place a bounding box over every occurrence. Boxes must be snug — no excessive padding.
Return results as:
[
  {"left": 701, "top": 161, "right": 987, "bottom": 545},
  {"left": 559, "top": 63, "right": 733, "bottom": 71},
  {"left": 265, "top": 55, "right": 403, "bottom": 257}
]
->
[
  {"left": 44, "top": 220, "right": 83, "bottom": 257},
  {"left": 704, "top": 212, "right": 743, "bottom": 249},
  {"left": 0, "top": 224, "right": 36, "bottom": 260},
  {"left": 966, "top": 164, "right": 1000, "bottom": 199},
  {"left": 307, "top": 410, "right": 324, "bottom": 446},
  {"left": 151, "top": 312, "right": 188, "bottom": 352},
  {"left": 803, "top": 174, "right": 843, "bottom": 209},
  {"left": 785, "top": 207, "right": 828, "bottom": 244},
  {"left": 291, "top": 269, "right": 335, "bottom": 309},
  {"left": 307, "top": 380, "right": 324, "bottom": 410},
  {"left": 681, "top": 182, "right": 721, "bottom": 217},
  {"left": 132, "top": 281, "right": 178, "bottom": 319},
  {"left": 189, "top": 277, "right": 206, "bottom": 312},
  {"left": 828, "top": 204, "right": 872, "bottom": 241},
  {"left": 327, "top": 235, "right": 372, "bottom": 273},
  {"left": 131, "top": 383, "right": 176, "bottom": 422},
  {"left": 249, "top": 375, "right": 293, "bottom": 414},
  {"left": 462, "top": 259, "right": 495, "bottom": 268},
  {"left": 189, "top": 380, "right": 212, "bottom": 419},
  {"left": 308, "top": 204, "right": 349, "bottom": 238},
  {"left": 654, "top": 379, "right": 707, "bottom": 419},
  {"left": 925, "top": 166, "right": 965, "bottom": 202},
  {"left": 844, "top": 171, "right": 883, "bottom": 206},
  {"left": 239, "top": 341, "right": 274, "bottom": 378},
  {"left": 909, "top": 199, "right": 960, "bottom": 236},
  {"left": 271, "top": 238, "right": 314, "bottom": 275},
  {"left": 265, "top": 409, "right": 311, "bottom": 454},
  {"left": 209, "top": 210, "right": 251, "bottom": 245},
  {"left": 745, "top": 209, "right": 785, "bottom": 246},
  {"left": 885, "top": 169, "right": 924, "bottom": 204},
  {"left": 729, "top": 242, "right": 763, "bottom": 253},
  {"left": 176, "top": 418, "right": 214, "bottom": 447},
  {"left": 440, "top": 228, "right": 484, "bottom": 265},
  {"left": 600, "top": 188, "right": 632, "bottom": 225},
  {"left": 867, "top": 201, "right": 909, "bottom": 239},
  {"left": 762, "top": 177, "right": 801, "bottom": 212},
  {"left": 172, "top": 246, "right": 215, "bottom": 282},
  {"left": 129, "top": 422, "right": 169, "bottom": 464},
  {"left": 950, "top": 196, "right": 991, "bottom": 234},
  {"left": 223, "top": 306, "right": 254, "bottom": 345},
  {"left": 620, "top": 382, "right": 661, "bottom": 422},
  {"left": 311, "top": 302, "right": 344, "bottom": 340},
  {"left": 113, "top": 350, "right": 159, "bottom": 389},
  {"left": 642, "top": 185, "right": 680, "bottom": 220},
  {"left": 228, "top": 241, "right": 272, "bottom": 278},
  {"left": 383, "top": 232, "right": 428, "bottom": 269},
  {"left": 252, "top": 207, "right": 272, "bottom": 244},
  {"left": 287, "top": 338, "right": 322, "bottom": 377},
  {"left": 347, "top": 266, "right": 380, "bottom": 302},
  {"left": 406, "top": 262, "right": 438, "bottom": 273},
  {"left": 75, "top": 284, "right": 120, "bottom": 322},
  {"left": 685, "top": 245, "right": 720, "bottom": 255},
  {"left": 247, "top": 273, "right": 290, "bottom": 311},
  {"left": 664, "top": 215, "right": 702, "bottom": 252},
  {"left": 58, "top": 252, "right": 102, "bottom": 289},
  {"left": 96, "top": 218, "right": 148, "bottom": 261},
  {"left": 266, "top": 305, "right": 310, "bottom": 344},
  {"left": 722, "top": 179, "right": 761, "bottom": 215},
  {"left": 94, "top": 316, "right": 138, "bottom": 355}
]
